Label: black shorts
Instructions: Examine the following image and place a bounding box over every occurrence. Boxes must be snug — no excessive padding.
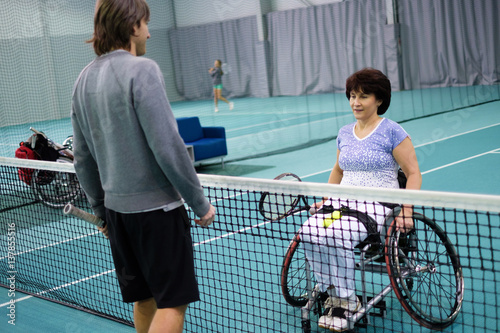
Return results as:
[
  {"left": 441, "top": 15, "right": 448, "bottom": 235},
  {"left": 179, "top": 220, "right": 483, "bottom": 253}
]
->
[{"left": 105, "top": 206, "right": 200, "bottom": 308}]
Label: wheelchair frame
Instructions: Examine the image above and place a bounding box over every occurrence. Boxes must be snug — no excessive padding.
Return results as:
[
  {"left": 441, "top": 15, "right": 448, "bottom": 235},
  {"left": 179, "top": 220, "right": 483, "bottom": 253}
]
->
[
  {"left": 280, "top": 208, "right": 465, "bottom": 332},
  {"left": 28, "top": 128, "right": 82, "bottom": 208}
]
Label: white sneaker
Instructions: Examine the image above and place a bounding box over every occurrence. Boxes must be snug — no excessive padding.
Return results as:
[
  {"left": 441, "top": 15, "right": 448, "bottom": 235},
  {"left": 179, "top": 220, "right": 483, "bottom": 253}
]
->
[
  {"left": 318, "top": 295, "right": 360, "bottom": 331},
  {"left": 229, "top": 102, "right": 234, "bottom": 111},
  {"left": 318, "top": 308, "right": 351, "bottom": 332},
  {"left": 214, "top": 107, "right": 219, "bottom": 113}
]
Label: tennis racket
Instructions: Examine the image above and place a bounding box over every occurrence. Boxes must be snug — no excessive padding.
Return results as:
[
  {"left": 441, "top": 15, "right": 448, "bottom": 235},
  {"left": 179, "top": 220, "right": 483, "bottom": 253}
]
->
[
  {"left": 63, "top": 203, "right": 105, "bottom": 228},
  {"left": 221, "top": 62, "right": 232, "bottom": 75},
  {"left": 258, "top": 173, "right": 315, "bottom": 221}
]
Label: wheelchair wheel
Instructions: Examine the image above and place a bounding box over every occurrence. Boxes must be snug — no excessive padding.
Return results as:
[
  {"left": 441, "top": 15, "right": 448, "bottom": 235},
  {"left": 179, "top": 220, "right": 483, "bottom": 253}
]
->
[
  {"left": 31, "top": 157, "right": 81, "bottom": 208},
  {"left": 385, "top": 213, "right": 464, "bottom": 329},
  {"left": 281, "top": 232, "right": 315, "bottom": 307}
]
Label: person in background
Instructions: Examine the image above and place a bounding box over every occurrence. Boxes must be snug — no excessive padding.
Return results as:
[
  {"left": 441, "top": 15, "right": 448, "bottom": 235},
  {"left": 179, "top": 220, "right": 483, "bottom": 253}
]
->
[
  {"left": 301, "top": 68, "right": 421, "bottom": 332},
  {"left": 71, "top": 1, "right": 216, "bottom": 332},
  {"left": 209, "top": 59, "right": 234, "bottom": 112}
]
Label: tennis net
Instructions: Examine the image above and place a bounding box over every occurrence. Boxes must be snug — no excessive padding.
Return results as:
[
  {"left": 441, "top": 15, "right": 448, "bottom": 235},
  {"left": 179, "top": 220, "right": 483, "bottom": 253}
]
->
[{"left": 1, "top": 156, "right": 500, "bottom": 332}]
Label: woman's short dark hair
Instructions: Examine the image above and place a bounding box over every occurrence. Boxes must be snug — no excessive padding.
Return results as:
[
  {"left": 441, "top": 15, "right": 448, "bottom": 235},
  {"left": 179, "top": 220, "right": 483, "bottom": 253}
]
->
[
  {"left": 345, "top": 68, "right": 392, "bottom": 115},
  {"left": 88, "top": 0, "right": 150, "bottom": 56}
]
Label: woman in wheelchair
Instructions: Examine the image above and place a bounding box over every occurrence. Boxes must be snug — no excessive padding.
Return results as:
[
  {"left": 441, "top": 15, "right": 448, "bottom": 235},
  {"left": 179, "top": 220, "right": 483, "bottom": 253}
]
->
[{"left": 300, "top": 68, "right": 422, "bottom": 332}]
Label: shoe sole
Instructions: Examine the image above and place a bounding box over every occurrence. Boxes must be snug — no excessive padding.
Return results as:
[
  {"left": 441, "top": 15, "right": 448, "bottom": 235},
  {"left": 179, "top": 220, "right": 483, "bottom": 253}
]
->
[
  {"left": 318, "top": 319, "right": 349, "bottom": 332},
  {"left": 319, "top": 301, "right": 361, "bottom": 332}
]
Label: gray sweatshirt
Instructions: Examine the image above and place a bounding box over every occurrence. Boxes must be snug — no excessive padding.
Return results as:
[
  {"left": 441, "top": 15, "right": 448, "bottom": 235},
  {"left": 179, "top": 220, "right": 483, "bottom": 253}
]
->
[
  {"left": 210, "top": 66, "right": 223, "bottom": 85},
  {"left": 71, "top": 50, "right": 210, "bottom": 219}
]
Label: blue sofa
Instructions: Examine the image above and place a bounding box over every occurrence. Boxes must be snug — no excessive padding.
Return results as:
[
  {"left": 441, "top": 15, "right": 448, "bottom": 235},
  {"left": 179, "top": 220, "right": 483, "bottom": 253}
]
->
[{"left": 176, "top": 117, "right": 227, "bottom": 167}]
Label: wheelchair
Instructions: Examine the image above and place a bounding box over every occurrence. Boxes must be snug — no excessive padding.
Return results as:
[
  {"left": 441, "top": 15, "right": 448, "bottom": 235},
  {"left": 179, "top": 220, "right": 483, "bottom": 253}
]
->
[
  {"left": 280, "top": 205, "right": 465, "bottom": 332},
  {"left": 25, "top": 128, "right": 81, "bottom": 208}
]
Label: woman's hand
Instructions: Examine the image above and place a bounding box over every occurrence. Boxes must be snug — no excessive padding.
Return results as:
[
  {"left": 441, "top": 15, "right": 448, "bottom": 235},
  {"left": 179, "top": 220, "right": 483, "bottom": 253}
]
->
[
  {"left": 395, "top": 205, "right": 414, "bottom": 233},
  {"left": 309, "top": 198, "right": 329, "bottom": 215}
]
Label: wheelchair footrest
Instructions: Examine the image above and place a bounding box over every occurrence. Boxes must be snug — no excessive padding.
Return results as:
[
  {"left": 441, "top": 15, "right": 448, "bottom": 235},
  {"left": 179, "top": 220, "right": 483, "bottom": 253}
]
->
[{"left": 368, "top": 297, "right": 386, "bottom": 317}]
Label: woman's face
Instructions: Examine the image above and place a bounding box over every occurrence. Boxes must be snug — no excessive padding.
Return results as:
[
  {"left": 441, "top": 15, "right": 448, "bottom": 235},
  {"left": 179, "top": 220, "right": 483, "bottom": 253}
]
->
[
  {"left": 214, "top": 60, "right": 221, "bottom": 67},
  {"left": 349, "top": 90, "right": 382, "bottom": 121}
]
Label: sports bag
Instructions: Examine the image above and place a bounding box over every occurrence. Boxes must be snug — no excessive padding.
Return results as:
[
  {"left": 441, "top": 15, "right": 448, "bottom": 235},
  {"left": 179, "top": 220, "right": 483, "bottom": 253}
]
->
[
  {"left": 15, "top": 141, "right": 38, "bottom": 185},
  {"left": 15, "top": 134, "right": 59, "bottom": 185}
]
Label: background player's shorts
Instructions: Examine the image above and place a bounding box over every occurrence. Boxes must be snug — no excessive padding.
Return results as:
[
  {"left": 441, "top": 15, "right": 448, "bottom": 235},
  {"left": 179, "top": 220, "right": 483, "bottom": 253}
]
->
[
  {"left": 213, "top": 84, "right": 223, "bottom": 89},
  {"left": 106, "top": 206, "right": 200, "bottom": 308}
]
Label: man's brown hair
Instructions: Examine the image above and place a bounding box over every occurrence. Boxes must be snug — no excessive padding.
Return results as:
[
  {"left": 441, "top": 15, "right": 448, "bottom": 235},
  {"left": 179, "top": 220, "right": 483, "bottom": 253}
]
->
[{"left": 88, "top": 0, "right": 150, "bottom": 56}]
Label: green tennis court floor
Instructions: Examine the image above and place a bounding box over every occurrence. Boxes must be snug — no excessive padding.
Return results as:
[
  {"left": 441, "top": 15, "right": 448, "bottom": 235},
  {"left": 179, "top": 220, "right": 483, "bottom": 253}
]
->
[{"left": 1, "top": 99, "right": 499, "bottom": 332}]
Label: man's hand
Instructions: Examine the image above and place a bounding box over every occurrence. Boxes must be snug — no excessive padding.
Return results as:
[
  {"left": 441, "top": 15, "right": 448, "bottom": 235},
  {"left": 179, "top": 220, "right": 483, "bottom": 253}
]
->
[
  {"left": 195, "top": 204, "right": 216, "bottom": 227},
  {"left": 98, "top": 224, "right": 109, "bottom": 239}
]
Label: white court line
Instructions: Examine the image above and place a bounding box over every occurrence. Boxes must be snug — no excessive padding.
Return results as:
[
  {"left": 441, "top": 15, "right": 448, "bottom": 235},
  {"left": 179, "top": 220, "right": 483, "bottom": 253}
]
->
[
  {"left": 194, "top": 221, "right": 271, "bottom": 247},
  {"left": 303, "top": 169, "right": 332, "bottom": 179},
  {"left": 0, "top": 231, "right": 100, "bottom": 261},
  {"left": 413, "top": 122, "right": 500, "bottom": 148},
  {"left": 0, "top": 295, "right": 34, "bottom": 305},
  {"left": 421, "top": 148, "right": 500, "bottom": 175},
  {"left": 194, "top": 190, "right": 273, "bottom": 247},
  {"left": 226, "top": 112, "right": 351, "bottom": 133},
  {"left": 0, "top": 269, "right": 115, "bottom": 307}
]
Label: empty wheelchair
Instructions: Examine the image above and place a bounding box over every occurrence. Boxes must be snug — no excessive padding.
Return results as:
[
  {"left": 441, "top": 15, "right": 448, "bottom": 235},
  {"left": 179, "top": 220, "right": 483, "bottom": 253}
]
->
[
  {"left": 280, "top": 206, "right": 465, "bottom": 332},
  {"left": 16, "top": 128, "right": 81, "bottom": 208}
]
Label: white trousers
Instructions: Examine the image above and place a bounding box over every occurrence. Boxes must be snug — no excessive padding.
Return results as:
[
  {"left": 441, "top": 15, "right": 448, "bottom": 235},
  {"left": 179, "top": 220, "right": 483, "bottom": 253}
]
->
[{"left": 300, "top": 199, "right": 390, "bottom": 298}]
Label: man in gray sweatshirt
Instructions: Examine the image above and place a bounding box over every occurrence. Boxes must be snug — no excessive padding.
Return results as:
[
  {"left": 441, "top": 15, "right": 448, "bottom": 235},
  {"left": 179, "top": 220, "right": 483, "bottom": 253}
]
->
[{"left": 71, "top": 1, "right": 215, "bottom": 332}]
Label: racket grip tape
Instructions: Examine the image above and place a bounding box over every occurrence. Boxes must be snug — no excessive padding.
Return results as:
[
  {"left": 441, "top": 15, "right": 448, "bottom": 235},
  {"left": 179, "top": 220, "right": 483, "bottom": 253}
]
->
[{"left": 63, "top": 204, "right": 105, "bottom": 228}]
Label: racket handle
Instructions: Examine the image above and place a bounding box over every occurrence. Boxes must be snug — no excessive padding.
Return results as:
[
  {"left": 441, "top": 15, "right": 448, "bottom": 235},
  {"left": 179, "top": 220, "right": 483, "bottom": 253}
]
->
[
  {"left": 309, "top": 206, "right": 318, "bottom": 215},
  {"left": 64, "top": 204, "right": 105, "bottom": 228}
]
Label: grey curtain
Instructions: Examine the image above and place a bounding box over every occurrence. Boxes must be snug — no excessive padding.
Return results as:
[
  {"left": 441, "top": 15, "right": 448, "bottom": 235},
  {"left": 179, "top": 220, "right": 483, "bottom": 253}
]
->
[
  {"left": 266, "top": 0, "right": 399, "bottom": 96},
  {"left": 399, "top": 0, "right": 500, "bottom": 89},
  {"left": 163, "top": 0, "right": 500, "bottom": 100},
  {"left": 168, "top": 16, "right": 270, "bottom": 100}
]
